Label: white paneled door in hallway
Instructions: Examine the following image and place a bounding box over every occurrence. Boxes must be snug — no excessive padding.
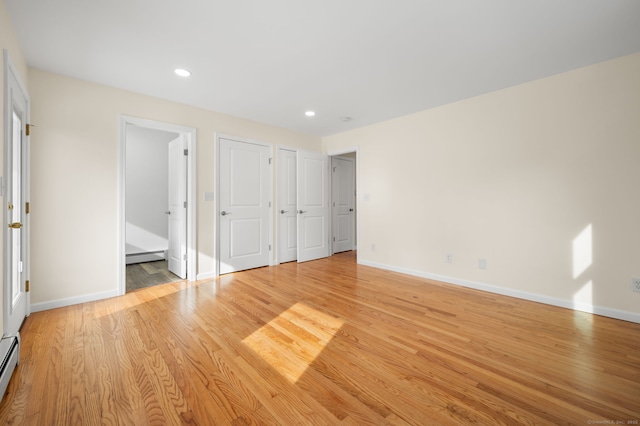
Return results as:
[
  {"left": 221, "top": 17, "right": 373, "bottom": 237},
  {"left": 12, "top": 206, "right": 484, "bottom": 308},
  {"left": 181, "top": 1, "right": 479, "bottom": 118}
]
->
[
  {"left": 331, "top": 156, "right": 355, "bottom": 253},
  {"left": 219, "top": 137, "right": 271, "bottom": 274}
]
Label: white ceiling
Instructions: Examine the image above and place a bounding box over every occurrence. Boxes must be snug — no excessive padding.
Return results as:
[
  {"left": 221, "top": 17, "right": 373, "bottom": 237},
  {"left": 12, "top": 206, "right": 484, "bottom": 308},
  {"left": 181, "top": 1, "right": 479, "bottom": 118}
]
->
[{"left": 6, "top": 0, "right": 640, "bottom": 137}]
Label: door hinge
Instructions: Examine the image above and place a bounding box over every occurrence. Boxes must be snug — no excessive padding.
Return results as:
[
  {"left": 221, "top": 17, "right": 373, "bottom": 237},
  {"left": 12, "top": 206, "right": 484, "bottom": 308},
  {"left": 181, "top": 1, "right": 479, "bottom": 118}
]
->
[
  {"left": 269, "top": 201, "right": 271, "bottom": 208},
  {"left": 25, "top": 280, "right": 30, "bottom": 292},
  {"left": 8, "top": 202, "right": 13, "bottom": 210},
  {"left": 269, "top": 244, "right": 271, "bottom": 251},
  {"left": 333, "top": 167, "right": 337, "bottom": 172},
  {"left": 25, "top": 202, "right": 30, "bottom": 214},
  {"left": 183, "top": 201, "right": 187, "bottom": 208},
  {"left": 183, "top": 254, "right": 187, "bottom": 261},
  {"left": 184, "top": 149, "right": 188, "bottom": 156},
  {"left": 26, "top": 123, "right": 34, "bottom": 136},
  {"left": 333, "top": 237, "right": 336, "bottom": 242}
]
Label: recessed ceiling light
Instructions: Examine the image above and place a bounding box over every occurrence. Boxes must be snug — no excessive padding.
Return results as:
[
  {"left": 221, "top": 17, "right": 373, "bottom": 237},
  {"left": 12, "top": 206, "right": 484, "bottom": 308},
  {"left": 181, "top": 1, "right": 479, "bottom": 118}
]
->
[
  {"left": 174, "top": 68, "right": 191, "bottom": 77},
  {"left": 305, "top": 111, "right": 316, "bottom": 117}
]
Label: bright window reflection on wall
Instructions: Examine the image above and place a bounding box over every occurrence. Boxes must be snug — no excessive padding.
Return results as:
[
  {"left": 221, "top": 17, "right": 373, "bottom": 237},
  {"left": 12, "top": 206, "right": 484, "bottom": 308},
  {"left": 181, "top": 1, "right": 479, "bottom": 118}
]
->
[
  {"left": 572, "top": 224, "right": 592, "bottom": 279},
  {"left": 573, "top": 280, "right": 593, "bottom": 311},
  {"left": 572, "top": 224, "right": 593, "bottom": 313}
]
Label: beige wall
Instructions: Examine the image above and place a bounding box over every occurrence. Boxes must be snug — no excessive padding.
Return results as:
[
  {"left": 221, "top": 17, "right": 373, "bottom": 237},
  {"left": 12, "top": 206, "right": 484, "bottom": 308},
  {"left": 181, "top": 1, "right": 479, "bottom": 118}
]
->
[
  {"left": 324, "top": 53, "right": 640, "bottom": 320},
  {"left": 28, "top": 69, "right": 320, "bottom": 306},
  {"left": 1, "top": 1, "right": 29, "bottom": 333}
]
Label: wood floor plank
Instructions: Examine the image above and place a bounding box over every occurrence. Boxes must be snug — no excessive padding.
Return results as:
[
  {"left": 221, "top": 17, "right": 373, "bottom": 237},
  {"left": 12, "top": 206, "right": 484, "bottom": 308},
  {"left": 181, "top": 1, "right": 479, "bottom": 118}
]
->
[
  {"left": 59, "top": 304, "right": 83, "bottom": 424},
  {"left": 1, "top": 251, "right": 639, "bottom": 424},
  {"left": 135, "top": 299, "right": 239, "bottom": 424},
  {"left": 25, "top": 308, "right": 65, "bottom": 421}
]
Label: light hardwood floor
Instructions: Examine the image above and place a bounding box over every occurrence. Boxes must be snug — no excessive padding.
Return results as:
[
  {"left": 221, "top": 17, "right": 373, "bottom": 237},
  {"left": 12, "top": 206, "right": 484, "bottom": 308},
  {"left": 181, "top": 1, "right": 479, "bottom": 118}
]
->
[{"left": 1, "top": 251, "right": 638, "bottom": 424}]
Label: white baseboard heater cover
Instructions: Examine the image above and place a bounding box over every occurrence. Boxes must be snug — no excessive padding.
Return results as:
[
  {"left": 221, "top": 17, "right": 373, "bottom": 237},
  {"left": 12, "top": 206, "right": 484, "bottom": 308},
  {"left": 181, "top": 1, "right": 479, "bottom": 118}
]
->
[
  {"left": 126, "top": 250, "right": 167, "bottom": 265},
  {"left": 0, "top": 334, "right": 20, "bottom": 400}
]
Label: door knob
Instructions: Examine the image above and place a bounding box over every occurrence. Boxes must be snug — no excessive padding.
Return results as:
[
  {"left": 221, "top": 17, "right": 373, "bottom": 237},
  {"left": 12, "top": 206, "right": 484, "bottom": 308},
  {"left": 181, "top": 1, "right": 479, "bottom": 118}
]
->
[
  {"left": 298, "top": 210, "right": 307, "bottom": 214},
  {"left": 221, "top": 211, "right": 231, "bottom": 216},
  {"left": 349, "top": 208, "right": 354, "bottom": 212},
  {"left": 165, "top": 211, "right": 171, "bottom": 215},
  {"left": 8, "top": 222, "right": 22, "bottom": 229},
  {"left": 280, "top": 210, "right": 288, "bottom": 214}
]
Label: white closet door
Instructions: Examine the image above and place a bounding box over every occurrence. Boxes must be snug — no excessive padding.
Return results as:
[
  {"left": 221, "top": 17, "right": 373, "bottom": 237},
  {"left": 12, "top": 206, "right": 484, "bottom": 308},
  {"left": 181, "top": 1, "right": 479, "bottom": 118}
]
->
[
  {"left": 278, "top": 148, "right": 297, "bottom": 263},
  {"left": 219, "top": 138, "right": 270, "bottom": 274},
  {"left": 297, "top": 151, "right": 329, "bottom": 263}
]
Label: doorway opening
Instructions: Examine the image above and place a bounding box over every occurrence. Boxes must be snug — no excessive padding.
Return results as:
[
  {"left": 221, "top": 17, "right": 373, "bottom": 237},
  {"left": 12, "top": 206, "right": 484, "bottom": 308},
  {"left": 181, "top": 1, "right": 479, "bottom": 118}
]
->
[
  {"left": 330, "top": 152, "right": 357, "bottom": 255},
  {"left": 118, "top": 117, "right": 196, "bottom": 295}
]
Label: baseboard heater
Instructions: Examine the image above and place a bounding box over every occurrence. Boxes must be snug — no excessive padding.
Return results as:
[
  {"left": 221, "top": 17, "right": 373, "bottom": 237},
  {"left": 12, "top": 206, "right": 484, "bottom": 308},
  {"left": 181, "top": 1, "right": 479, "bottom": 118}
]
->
[
  {"left": 126, "top": 250, "right": 167, "bottom": 265},
  {"left": 0, "top": 334, "right": 20, "bottom": 400}
]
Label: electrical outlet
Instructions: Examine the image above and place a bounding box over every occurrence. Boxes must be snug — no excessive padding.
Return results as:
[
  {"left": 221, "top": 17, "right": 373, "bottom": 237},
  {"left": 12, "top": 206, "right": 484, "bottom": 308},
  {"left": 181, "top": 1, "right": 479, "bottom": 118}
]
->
[
  {"left": 478, "top": 259, "right": 487, "bottom": 270},
  {"left": 371, "top": 243, "right": 376, "bottom": 252},
  {"left": 632, "top": 278, "right": 640, "bottom": 293},
  {"left": 446, "top": 254, "right": 453, "bottom": 264}
]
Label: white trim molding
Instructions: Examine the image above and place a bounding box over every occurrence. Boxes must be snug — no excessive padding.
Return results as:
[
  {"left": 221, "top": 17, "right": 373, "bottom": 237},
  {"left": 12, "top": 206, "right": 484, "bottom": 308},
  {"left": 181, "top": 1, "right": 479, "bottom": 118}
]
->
[
  {"left": 358, "top": 259, "right": 640, "bottom": 324},
  {"left": 196, "top": 271, "right": 216, "bottom": 281},
  {"left": 30, "top": 289, "right": 121, "bottom": 313}
]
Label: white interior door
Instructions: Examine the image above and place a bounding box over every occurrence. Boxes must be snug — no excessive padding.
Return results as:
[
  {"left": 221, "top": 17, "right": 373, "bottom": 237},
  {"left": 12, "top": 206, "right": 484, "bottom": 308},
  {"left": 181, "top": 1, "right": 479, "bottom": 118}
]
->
[
  {"left": 277, "top": 148, "right": 297, "bottom": 263},
  {"left": 331, "top": 156, "right": 355, "bottom": 253},
  {"left": 4, "top": 53, "right": 30, "bottom": 337},
  {"left": 219, "top": 138, "right": 271, "bottom": 274},
  {"left": 167, "top": 136, "right": 187, "bottom": 278},
  {"left": 297, "top": 151, "right": 329, "bottom": 263}
]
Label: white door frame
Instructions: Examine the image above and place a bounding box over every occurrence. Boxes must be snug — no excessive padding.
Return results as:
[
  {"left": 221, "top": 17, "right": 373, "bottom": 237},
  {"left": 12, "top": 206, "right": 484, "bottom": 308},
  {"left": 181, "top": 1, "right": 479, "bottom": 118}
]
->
[
  {"left": 215, "top": 133, "right": 274, "bottom": 276},
  {"left": 118, "top": 116, "right": 197, "bottom": 295},
  {"left": 3, "top": 50, "right": 31, "bottom": 331},
  {"left": 327, "top": 147, "right": 359, "bottom": 256},
  {"left": 331, "top": 155, "right": 356, "bottom": 253}
]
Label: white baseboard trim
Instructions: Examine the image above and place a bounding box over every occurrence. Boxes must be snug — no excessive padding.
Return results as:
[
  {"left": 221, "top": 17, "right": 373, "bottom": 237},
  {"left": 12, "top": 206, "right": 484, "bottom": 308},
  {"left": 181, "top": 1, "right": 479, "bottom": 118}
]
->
[
  {"left": 358, "top": 259, "right": 640, "bottom": 324},
  {"left": 30, "top": 289, "right": 120, "bottom": 313},
  {"left": 196, "top": 271, "right": 216, "bottom": 281}
]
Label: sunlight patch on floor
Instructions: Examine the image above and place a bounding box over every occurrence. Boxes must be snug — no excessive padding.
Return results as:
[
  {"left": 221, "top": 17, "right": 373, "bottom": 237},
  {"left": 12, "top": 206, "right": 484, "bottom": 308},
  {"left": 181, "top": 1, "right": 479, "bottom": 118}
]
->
[
  {"left": 242, "top": 302, "right": 344, "bottom": 383},
  {"left": 94, "top": 281, "right": 188, "bottom": 319}
]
